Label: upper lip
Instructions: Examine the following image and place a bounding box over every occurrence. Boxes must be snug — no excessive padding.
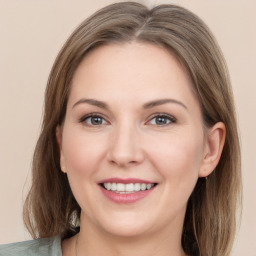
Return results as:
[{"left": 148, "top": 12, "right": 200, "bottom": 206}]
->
[{"left": 98, "top": 178, "right": 156, "bottom": 184}]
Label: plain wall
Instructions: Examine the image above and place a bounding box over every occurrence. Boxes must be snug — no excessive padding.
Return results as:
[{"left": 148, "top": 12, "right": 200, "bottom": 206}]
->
[{"left": 0, "top": 0, "right": 255, "bottom": 255}]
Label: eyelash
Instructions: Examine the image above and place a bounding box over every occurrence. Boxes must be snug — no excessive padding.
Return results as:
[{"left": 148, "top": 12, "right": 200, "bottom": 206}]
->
[
  {"left": 147, "top": 113, "right": 177, "bottom": 126},
  {"left": 79, "top": 113, "right": 108, "bottom": 126},
  {"left": 79, "top": 113, "right": 176, "bottom": 127}
]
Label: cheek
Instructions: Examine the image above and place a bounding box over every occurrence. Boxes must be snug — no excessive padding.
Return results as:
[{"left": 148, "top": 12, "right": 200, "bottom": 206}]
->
[
  {"left": 61, "top": 129, "right": 109, "bottom": 209},
  {"left": 154, "top": 134, "right": 204, "bottom": 217},
  {"left": 147, "top": 129, "right": 204, "bottom": 184},
  {"left": 61, "top": 129, "right": 107, "bottom": 177}
]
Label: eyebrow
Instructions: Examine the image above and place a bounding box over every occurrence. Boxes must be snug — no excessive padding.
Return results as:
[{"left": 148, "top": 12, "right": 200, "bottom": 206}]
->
[
  {"left": 143, "top": 99, "right": 187, "bottom": 110},
  {"left": 72, "top": 98, "right": 109, "bottom": 109},
  {"left": 72, "top": 98, "right": 187, "bottom": 110}
]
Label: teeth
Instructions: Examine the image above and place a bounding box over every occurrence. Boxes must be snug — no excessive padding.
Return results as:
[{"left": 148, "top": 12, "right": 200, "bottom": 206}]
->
[
  {"left": 134, "top": 183, "right": 140, "bottom": 191},
  {"left": 111, "top": 183, "right": 117, "bottom": 191},
  {"left": 125, "top": 183, "right": 134, "bottom": 192},
  {"left": 116, "top": 183, "right": 125, "bottom": 192},
  {"left": 106, "top": 183, "right": 111, "bottom": 190},
  {"left": 141, "top": 183, "right": 146, "bottom": 191},
  {"left": 103, "top": 183, "right": 154, "bottom": 193},
  {"left": 146, "top": 184, "right": 152, "bottom": 190}
]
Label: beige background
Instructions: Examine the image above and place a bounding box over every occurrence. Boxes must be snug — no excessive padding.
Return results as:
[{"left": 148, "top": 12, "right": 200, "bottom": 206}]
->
[{"left": 0, "top": 0, "right": 255, "bottom": 255}]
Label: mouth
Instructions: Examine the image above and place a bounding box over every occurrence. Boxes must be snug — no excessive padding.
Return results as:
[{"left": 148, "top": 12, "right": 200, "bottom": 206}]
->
[
  {"left": 98, "top": 178, "right": 158, "bottom": 204},
  {"left": 99, "top": 182, "right": 158, "bottom": 194}
]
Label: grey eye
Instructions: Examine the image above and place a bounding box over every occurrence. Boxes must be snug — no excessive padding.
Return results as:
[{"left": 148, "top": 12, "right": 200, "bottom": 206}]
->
[
  {"left": 148, "top": 115, "right": 176, "bottom": 126},
  {"left": 82, "top": 115, "right": 107, "bottom": 126}
]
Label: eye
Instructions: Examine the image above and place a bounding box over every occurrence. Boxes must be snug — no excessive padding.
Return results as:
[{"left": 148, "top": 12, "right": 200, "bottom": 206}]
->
[
  {"left": 147, "top": 114, "right": 176, "bottom": 126},
  {"left": 80, "top": 114, "right": 108, "bottom": 126}
]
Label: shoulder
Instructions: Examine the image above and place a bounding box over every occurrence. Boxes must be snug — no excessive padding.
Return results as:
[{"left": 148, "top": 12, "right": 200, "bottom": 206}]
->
[{"left": 0, "top": 236, "right": 62, "bottom": 256}]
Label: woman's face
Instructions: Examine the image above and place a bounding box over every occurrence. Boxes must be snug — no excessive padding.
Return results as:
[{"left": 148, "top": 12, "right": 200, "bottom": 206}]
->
[{"left": 57, "top": 42, "right": 214, "bottom": 238}]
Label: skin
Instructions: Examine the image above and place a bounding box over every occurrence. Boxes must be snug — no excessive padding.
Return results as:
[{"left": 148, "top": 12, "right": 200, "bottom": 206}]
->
[{"left": 57, "top": 42, "right": 226, "bottom": 256}]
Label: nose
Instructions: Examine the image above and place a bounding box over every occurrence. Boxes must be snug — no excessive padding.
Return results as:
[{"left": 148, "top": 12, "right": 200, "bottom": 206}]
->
[{"left": 107, "top": 122, "right": 145, "bottom": 168}]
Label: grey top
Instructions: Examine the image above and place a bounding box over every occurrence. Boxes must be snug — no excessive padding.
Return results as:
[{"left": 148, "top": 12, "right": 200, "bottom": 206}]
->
[{"left": 0, "top": 236, "right": 62, "bottom": 256}]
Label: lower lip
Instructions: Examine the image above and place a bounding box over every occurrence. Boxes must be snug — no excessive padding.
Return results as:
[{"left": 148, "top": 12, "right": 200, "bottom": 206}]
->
[{"left": 99, "top": 186, "right": 155, "bottom": 204}]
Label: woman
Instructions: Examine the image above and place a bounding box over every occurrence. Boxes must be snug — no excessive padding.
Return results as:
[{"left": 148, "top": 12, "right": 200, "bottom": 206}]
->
[{"left": 0, "top": 2, "right": 241, "bottom": 256}]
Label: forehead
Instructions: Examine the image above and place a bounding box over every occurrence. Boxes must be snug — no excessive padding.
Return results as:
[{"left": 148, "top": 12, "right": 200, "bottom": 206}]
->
[{"left": 68, "top": 42, "right": 197, "bottom": 108}]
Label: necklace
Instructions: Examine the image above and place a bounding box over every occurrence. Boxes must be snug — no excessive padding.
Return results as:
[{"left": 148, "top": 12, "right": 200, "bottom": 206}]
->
[{"left": 75, "top": 234, "right": 79, "bottom": 256}]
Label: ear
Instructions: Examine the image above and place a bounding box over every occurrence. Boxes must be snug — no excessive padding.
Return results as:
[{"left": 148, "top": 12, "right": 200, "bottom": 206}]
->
[
  {"left": 199, "top": 122, "right": 226, "bottom": 177},
  {"left": 56, "top": 125, "right": 66, "bottom": 174}
]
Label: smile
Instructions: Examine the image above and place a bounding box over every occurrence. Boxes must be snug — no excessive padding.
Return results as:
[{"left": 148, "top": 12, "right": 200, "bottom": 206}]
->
[
  {"left": 98, "top": 178, "right": 158, "bottom": 203},
  {"left": 101, "top": 182, "right": 157, "bottom": 193}
]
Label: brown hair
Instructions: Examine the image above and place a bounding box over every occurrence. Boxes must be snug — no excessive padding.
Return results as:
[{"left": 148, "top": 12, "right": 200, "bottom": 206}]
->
[{"left": 23, "top": 2, "right": 241, "bottom": 256}]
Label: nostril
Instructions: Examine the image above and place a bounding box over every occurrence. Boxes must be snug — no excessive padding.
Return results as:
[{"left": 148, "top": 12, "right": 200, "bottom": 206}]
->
[{"left": 107, "top": 136, "right": 145, "bottom": 167}]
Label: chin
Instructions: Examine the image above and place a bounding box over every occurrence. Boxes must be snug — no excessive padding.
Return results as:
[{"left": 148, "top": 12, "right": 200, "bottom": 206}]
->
[
  {"left": 95, "top": 212, "right": 156, "bottom": 238},
  {"left": 103, "top": 223, "right": 151, "bottom": 238}
]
